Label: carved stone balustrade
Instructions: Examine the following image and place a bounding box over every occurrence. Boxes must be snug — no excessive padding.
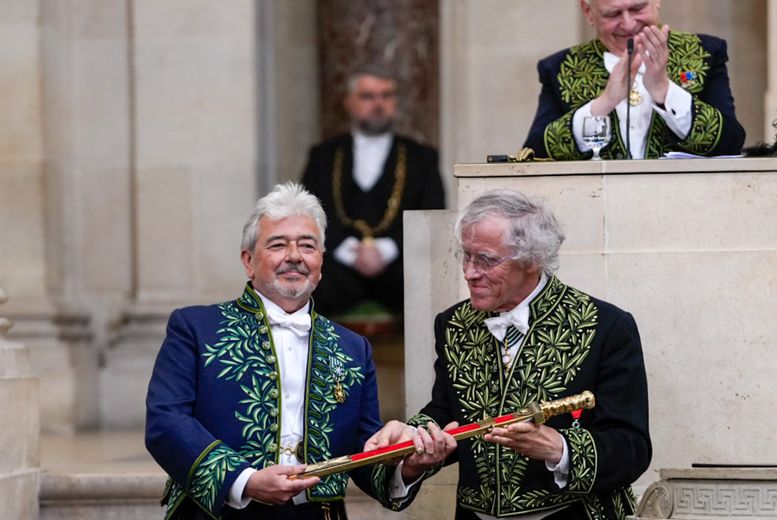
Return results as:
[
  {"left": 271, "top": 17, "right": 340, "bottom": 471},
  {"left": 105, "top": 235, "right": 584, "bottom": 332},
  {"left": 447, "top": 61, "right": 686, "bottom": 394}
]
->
[{"left": 631, "top": 467, "right": 777, "bottom": 519}]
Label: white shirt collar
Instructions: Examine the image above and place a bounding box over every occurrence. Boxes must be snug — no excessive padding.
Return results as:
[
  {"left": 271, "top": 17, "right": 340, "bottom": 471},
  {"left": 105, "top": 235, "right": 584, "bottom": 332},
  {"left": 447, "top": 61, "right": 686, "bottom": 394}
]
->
[
  {"left": 500, "top": 271, "right": 549, "bottom": 331},
  {"left": 255, "top": 292, "right": 310, "bottom": 321},
  {"left": 352, "top": 128, "right": 393, "bottom": 146},
  {"left": 351, "top": 129, "right": 393, "bottom": 191}
]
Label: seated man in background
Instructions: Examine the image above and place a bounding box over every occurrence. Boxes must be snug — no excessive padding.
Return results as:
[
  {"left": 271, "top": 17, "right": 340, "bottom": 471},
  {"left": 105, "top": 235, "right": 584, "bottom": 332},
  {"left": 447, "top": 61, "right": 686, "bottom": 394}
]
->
[
  {"left": 301, "top": 65, "right": 445, "bottom": 316},
  {"left": 524, "top": 0, "right": 745, "bottom": 160}
]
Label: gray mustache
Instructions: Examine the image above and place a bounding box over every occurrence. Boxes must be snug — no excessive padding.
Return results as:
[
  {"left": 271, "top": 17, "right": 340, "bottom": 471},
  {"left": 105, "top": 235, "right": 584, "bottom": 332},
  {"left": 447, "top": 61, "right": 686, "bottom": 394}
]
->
[{"left": 277, "top": 265, "right": 309, "bottom": 275}]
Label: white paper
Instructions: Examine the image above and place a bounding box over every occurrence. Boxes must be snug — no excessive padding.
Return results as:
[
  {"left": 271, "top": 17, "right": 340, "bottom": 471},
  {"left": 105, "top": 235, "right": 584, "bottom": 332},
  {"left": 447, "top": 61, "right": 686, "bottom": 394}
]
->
[{"left": 662, "top": 151, "right": 744, "bottom": 159}]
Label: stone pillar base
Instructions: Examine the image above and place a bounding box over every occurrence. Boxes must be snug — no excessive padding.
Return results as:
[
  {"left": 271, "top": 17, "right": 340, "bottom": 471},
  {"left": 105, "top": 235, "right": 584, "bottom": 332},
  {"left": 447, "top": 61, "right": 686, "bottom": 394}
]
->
[
  {"left": 0, "top": 470, "right": 40, "bottom": 520},
  {"left": 1, "top": 289, "right": 41, "bottom": 520},
  {"left": 632, "top": 467, "right": 777, "bottom": 519}
]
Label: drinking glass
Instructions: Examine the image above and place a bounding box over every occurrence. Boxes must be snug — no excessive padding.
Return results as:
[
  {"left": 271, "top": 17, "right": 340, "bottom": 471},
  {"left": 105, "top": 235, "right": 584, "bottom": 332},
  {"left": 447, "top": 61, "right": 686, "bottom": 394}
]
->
[{"left": 582, "top": 116, "right": 611, "bottom": 160}]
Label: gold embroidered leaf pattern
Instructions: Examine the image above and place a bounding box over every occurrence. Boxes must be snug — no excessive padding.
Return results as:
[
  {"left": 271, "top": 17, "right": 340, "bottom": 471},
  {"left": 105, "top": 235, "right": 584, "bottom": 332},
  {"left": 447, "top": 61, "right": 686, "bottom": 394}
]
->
[
  {"left": 558, "top": 41, "right": 608, "bottom": 108},
  {"left": 307, "top": 315, "right": 364, "bottom": 499},
  {"left": 445, "top": 278, "right": 600, "bottom": 514},
  {"left": 666, "top": 32, "right": 710, "bottom": 95},
  {"left": 565, "top": 428, "right": 597, "bottom": 493},
  {"left": 548, "top": 32, "right": 717, "bottom": 160},
  {"left": 679, "top": 100, "right": 723, "bottom": 154},
  {"left": 545, "top": 112, "right": 588, "bottom": 161}
]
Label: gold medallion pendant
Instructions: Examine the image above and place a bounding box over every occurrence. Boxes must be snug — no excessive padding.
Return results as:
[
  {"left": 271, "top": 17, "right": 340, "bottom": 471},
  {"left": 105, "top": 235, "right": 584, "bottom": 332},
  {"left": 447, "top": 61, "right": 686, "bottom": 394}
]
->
[
  {"left": 330, "top": 357, "right": 347, "bottom": 404},
  {"left": 629, "top": 83, "right": 643, "bottom": 106},
  {"left": 333, "top": 383, "right": 346, "bottom": 404}
]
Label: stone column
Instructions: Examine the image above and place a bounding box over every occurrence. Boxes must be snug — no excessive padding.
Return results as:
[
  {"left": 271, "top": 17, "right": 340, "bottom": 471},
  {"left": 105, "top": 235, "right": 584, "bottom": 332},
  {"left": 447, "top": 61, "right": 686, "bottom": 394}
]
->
[
  {"left": 318, "top": 0, "right": 439, "bottom": 146},
  {"left": 0, "top": 289, "right": 40, "bottom": 520},
  {"left": 767, "top": 0, "right": 777, "bottom": 138},
  {"left": 104, "top": 0, "right": 260, "bottom": 428},
  {"left": 37, "top": 0, "right": 128, "bottom": 431}
]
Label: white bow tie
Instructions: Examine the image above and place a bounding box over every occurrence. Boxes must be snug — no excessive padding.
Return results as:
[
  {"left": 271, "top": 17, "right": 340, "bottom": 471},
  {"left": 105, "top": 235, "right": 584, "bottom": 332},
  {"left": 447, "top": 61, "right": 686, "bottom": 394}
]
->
[
  {"left": 484, "top": 313, "right": 529, "bottom": 342},
  {"left": 266, "top": 309, "right": 312, "bottom": 337}
]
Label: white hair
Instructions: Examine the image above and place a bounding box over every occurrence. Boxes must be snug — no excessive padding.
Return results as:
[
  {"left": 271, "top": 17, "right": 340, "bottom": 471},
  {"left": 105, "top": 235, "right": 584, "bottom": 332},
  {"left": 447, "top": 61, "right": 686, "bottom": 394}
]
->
[
  {"left": 454, "top": 190, "right": 565, "bottom": 274},
  {"left": 241, "top": 182, "right": 327, "bottom": 252}
]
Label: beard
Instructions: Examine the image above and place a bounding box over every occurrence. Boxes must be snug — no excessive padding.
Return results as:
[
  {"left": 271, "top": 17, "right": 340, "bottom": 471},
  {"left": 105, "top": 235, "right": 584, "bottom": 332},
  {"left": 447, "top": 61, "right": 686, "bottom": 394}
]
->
[
  {"left": 270, "top": 263, "right": 316, "bottom": 299},
  {"left": 356, "top": 115, "right": 394, "bottom": 136}
]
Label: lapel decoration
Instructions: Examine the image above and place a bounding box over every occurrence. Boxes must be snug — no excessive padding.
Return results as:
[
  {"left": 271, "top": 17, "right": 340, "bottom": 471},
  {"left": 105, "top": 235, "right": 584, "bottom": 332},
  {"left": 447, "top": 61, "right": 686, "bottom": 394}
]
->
[
  {"left": 329, "top": 356, "right": 347, "bottom": 404},
  {"left": 571, "top": 408, "right": 583, "bottom": 429},
  {"left": 679, "top": 70, "right": 698, "bottom": 89}
]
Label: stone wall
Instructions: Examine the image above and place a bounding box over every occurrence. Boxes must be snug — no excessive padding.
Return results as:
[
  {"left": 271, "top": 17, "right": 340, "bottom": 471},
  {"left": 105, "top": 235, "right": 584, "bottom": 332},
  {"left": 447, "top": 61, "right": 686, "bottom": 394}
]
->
[
  {"left": 0, "top": 290, "right": 40, "bottom": 519},
  {"left": 1, "top": 0, "right": 259, "bottom": 431}
]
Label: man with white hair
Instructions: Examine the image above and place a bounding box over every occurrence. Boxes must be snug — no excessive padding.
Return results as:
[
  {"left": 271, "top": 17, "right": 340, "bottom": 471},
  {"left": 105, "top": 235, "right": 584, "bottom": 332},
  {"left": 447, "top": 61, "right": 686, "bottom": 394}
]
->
[
  {"left": 367, "top": 190, "right": 652, "bottom": 519},
  {"left": 524, "top": 0, "right": 745, "bottom": 159},
  {"left": 146, "top": 182, "right": 410, "bottom": 519}
]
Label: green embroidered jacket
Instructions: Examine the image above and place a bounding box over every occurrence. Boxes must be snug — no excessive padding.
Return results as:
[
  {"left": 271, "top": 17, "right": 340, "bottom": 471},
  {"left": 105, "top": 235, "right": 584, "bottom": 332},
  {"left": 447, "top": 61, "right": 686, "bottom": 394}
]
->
[
  {"left": 524, "top": 32, "right": 745, "bottom": 159},
  {"left": 399, "top": 276, "right": 651, "bottom": 519},
  {"left": 146, "top": 284, "right": 402, "bottom": 519}
]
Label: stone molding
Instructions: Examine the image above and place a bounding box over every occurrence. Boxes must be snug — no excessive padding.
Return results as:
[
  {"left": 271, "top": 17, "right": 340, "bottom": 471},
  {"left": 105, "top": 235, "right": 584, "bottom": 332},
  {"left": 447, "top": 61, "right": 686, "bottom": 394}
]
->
[
  {"left": 40, "top": 472, "right": 166, "bottom": 503},
  {"left": 635, "top": 468, "right": 777, "bottom": 519}
]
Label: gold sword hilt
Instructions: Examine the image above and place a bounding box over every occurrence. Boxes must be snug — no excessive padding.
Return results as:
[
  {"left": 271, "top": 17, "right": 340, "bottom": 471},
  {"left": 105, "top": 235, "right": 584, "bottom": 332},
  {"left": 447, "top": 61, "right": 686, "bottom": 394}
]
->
[{"left": 539, "top": 390, "right": 596, "bottom": 423}]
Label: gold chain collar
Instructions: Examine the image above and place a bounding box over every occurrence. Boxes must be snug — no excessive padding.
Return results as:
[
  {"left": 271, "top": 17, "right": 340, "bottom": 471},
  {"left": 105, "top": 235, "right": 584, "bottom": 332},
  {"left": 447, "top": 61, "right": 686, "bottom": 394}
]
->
[{"left": 332, "top": 143, "right": 407, "bottom": 240}]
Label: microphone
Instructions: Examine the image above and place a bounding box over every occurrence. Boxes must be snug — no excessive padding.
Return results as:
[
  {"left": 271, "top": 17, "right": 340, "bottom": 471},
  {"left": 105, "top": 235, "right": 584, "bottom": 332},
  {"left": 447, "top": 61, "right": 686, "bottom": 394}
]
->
[{"left": 625, "top": 38, "right": 634, "bottom": 159}]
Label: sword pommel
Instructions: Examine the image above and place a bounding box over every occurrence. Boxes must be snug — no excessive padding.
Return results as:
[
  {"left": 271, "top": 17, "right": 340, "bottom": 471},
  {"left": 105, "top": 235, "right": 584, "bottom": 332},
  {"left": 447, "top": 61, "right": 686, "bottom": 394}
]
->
[{"left": 540, "top": 391, "right": 595, "bottom": 421}]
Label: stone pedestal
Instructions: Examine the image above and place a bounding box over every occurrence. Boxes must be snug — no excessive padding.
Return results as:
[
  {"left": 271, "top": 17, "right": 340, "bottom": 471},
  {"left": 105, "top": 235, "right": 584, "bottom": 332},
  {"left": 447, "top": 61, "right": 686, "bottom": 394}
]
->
[
  {"left": 633, "top": 468, "right": 777, "bottom": 519},
  {"left": 39, "top": 473, "right": 166, "bottom": 520},
  {"left": 0, "top": 290, "right": 41, "bottom": 520},
  {"left": 454, "top": 159, "right": 777, "bottom": 487},
  {"left": 401, "top": 159, "right": 777, "bottom": 518}
]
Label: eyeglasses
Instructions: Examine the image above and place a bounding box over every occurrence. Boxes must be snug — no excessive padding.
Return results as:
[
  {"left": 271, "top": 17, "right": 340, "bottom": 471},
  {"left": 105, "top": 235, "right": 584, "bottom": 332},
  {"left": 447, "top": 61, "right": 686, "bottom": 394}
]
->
[{"left": 454, "top": 249, "right": 515, "bottom": 272}]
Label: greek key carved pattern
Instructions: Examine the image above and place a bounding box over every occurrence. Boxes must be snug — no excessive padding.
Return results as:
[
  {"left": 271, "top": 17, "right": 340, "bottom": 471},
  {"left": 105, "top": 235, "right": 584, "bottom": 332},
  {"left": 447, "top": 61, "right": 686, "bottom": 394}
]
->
[{"left": 674, "top": 482, "right": 777, "bottom": 516}]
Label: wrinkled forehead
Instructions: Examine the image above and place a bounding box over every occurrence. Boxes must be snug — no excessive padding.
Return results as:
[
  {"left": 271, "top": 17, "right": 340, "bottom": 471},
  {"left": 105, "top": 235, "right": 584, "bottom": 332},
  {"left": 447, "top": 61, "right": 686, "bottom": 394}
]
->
[
  {"left": 590, "top": 0, "right": 657, "bottom": 13},
  {"left": 460, "top": 216, "right": 511, "bottom": 249}
]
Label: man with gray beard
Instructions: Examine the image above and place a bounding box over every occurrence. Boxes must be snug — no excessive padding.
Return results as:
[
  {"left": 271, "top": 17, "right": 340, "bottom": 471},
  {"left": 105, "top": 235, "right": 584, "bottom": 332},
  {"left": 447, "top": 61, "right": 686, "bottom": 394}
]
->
[
  {"left": 146, "top": 182, "right": 405, "bottom": 519},
  {"left": 301, "top": 65, "right": 445, "bottom": 316}
]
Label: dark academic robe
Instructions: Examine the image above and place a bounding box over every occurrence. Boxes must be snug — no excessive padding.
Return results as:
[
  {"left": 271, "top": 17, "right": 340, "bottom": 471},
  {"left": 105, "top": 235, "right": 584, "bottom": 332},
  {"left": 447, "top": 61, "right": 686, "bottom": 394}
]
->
[
  {"left": 398, "top": 276, "right": 652, "bottom": 519},
  {"left": 524, "top": 32, "right": 745, "bottom": 159},
  {"left": 300, "top": 133, "right": 445, "bottom": 314},
  {"left": 145, "top": 283, "right": 404, "bottom": 519}
]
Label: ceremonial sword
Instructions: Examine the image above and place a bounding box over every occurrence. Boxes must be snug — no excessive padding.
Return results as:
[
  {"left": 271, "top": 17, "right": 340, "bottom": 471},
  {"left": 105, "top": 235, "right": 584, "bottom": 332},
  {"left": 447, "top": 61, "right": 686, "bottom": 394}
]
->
[{"left": 292, "top": 391, "right": 595, "bottom": 479}]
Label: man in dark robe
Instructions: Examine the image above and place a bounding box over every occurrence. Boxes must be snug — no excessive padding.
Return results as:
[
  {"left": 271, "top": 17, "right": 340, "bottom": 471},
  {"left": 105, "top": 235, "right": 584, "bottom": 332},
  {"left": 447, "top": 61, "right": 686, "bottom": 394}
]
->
[{"left": 301, "top": 65, "right": 445, "bottom": 315}]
